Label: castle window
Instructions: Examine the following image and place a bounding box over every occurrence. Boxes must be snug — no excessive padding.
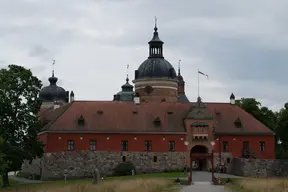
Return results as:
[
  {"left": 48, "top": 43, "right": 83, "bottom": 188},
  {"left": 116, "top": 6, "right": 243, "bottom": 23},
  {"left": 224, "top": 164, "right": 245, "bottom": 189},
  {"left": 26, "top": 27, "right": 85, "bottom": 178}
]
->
[
  {"left": 68, "top": 140, "right": 74, "bottom": 151},
  {"left": 121, "top": 140, "right": 128, "bottom": 151},
  {"left": 145, "top": 140, "right": 152, "bottom": 151},
  {"left": 145, "top": 86, "right": 153, "bottom": 95},
  {"left": 168, "top": 141, "right": 175, "bottom": 152},
  {"left": 122, "top": 156, "right": 126, "bottom": 162},
  {"left": 222, "top": 141, "right": 229, "bottom": 152},
  {"left": 234, "top": 117, "right": 242, "bottom": 128},
  {"left": 90, "top": 140, "right": 96, "bottom": 151},
  {"left": 260, "top": 141, "right": 265, "bottom": 152},
  {"left": 154, "top": 117, "right": 161, "bottom": 127},
  {"left": 153, "top": 156, "right": 157, "bottom": 162},
  {"left": 227, "top": 158, "right": 231, "bottom": 164},
  {"left": 78, "top": 115, "right": 85, "bottom": 125}
]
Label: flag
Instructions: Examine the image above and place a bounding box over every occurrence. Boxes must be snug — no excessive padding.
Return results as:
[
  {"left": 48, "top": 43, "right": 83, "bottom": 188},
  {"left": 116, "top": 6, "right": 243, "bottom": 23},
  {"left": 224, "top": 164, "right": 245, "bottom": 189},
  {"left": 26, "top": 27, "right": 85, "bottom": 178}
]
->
[{"left": 198, "top": 70, "right": 208, "bottom": 78}]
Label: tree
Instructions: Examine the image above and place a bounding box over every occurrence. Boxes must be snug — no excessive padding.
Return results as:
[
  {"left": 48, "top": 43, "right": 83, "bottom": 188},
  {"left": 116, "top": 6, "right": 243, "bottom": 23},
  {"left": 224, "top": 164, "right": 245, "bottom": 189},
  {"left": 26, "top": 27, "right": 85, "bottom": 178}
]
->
[
  {"left": 0, "top": 65, "right": 44, "bottom": 187},
  {"left": 0, "top": 137, "right": 9, "bottom": 176},
  {"left": 275, "top": 103, "right": 288, "bottom": 158},
  {"left": 236, "top": 98, "right": 278, "bottom": 130}
]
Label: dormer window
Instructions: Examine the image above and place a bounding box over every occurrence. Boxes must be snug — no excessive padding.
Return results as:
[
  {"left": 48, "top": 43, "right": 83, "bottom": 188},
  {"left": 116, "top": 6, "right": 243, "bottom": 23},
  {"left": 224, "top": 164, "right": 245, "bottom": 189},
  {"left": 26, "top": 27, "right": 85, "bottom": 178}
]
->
[
  {"left": 234, "top": 117, "right": 242, "bottom": 128},
  {"left": 78, "top": 114, "right": 85, "bottom": 125},
  {"left": 154, "top": 117, "right": 161, "bottom": 127}
]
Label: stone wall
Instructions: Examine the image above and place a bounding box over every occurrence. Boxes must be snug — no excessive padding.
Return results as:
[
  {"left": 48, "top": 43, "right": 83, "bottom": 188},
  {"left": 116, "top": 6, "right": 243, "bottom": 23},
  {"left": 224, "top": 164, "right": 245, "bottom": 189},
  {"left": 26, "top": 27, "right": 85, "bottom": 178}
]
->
[
  {"left": 231, "top": 158, "right": 288, "bottom": 177},
  {"left": 21, "top": 151, "right": 186, "bottom": 180}
]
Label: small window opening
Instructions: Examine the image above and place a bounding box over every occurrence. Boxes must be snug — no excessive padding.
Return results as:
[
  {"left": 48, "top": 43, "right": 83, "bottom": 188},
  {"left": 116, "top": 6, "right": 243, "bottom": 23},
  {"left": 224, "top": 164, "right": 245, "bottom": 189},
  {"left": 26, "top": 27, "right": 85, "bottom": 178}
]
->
[
  {"left": 227, "top": 158, "right": 231, "bottom": 164},
  {"left": 122, "top": 156, "right": 126, "bottom": 162},
  {"left": 234, "top": 117, "right": 242, "bottom": 128},
  {"left": 78, "top": 115, "right": 85, "bottom": 125},
  {"left": 132, "top": 111, "right": 138, "bottom": 114},
  {"left": 97, "top": 110, "right": 103, "bottom": 114},
  {"left": 167, "top": 111, "right": 173, "bottom": 115},
  {"left": 153, "top": 156, "right": 157, "bottom": 162},
  {"left": 154, "top": 117, "right": 161, "bottom": 127}
]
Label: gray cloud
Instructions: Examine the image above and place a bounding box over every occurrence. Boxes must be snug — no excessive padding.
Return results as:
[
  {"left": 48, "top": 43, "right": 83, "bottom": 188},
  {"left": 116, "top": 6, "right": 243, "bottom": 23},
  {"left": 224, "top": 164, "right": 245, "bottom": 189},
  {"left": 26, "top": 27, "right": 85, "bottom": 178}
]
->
[{"left": 0, "top": 0, "right": 287, "bottom": 111}]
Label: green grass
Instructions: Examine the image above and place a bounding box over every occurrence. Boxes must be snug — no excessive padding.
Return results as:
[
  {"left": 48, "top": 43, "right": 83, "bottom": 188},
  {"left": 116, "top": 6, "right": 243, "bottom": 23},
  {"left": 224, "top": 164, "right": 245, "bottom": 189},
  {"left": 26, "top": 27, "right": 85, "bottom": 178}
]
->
[
  {"left": 0, "top": 177, "right": 20, "bottom": 188},
  {"left": 1, "top": 172, "right": 187, "bottom": 191}
]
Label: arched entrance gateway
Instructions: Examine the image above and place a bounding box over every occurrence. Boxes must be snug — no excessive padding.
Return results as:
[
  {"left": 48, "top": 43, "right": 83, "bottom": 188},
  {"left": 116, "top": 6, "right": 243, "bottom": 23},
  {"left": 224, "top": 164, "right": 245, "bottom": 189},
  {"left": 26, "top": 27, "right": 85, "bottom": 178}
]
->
[
  {"left": 188, "top": 141, "right": 215, "bottom": 184},
  {"left": 191, "top": 145, "right": 208, "bottom": 171}
]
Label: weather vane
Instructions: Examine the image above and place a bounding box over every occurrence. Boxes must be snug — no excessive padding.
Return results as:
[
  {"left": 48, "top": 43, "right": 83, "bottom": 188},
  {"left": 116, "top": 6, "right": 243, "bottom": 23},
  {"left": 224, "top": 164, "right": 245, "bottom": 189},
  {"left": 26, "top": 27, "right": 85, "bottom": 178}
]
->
[
  {"left": 126, "top": 64, "right": 129, "bottom": 79},
  {"left": 52, "top": 60, "right": 55, "bottom": 76},
  {"left": 178, "top": 59, "right": 181, "bottom": 74},
  {"left": 155, "top": 16, "right": 157, "bottom": 28}
]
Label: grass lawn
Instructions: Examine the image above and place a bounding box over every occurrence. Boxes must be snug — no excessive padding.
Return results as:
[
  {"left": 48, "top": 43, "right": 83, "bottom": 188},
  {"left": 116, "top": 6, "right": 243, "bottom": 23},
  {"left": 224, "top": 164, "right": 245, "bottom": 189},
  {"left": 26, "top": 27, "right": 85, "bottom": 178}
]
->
[
  {"left": 1, "top": 172, "right": 187, "bottom": 192},
  {"left": 226, "top": 178, "right": 288, "bottom": 192},
  {"left": 0, "top": 177, "right": 19, "bottom": 188}
]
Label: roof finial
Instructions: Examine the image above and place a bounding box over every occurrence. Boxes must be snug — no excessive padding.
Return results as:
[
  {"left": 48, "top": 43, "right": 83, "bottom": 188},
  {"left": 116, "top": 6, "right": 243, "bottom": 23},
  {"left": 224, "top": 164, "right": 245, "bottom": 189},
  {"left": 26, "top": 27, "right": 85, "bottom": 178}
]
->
[
  {"left": 52, "top": 60, "right": 55, "bottom": 77},
  {"left": 178, "top": 59, "right": 181, "bottom": 75},
  {"left": 126, "top": 64, "right": 129, "bottom": 82},
  {"left": 154, "top": 16, "right": 158, "bottom": 31}
]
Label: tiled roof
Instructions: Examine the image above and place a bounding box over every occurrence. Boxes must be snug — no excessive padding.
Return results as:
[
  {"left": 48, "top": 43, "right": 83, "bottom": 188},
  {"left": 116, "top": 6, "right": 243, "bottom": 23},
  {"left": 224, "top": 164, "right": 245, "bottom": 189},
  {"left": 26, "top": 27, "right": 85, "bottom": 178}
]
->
[{"left": 40, "top": 101, "right": 273, "bottom": 135}]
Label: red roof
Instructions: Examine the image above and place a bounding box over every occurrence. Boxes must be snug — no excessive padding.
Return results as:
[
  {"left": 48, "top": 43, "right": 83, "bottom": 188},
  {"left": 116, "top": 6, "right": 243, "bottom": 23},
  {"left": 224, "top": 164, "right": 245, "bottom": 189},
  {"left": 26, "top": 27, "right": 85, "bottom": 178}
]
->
[{"left": 40, "top": 101, "right": 273, "bottom": 135}]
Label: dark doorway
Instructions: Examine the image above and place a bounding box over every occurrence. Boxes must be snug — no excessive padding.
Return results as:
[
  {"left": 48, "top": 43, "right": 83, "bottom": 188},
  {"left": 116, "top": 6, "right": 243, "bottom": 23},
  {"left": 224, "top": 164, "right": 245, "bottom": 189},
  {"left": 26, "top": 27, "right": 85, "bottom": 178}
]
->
[
  {"left": 190, "top": 145, "right": 209, "bottom": 171},
  {"left": 191, "top": 145, "right": 208, "bottom": 153}
]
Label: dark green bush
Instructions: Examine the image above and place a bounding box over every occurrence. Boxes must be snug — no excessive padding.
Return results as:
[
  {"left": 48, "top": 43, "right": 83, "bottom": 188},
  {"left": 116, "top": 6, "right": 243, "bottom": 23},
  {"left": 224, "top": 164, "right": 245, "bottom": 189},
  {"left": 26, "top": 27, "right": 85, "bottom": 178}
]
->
[{"left": 113, "top": 162, "right": 136, "bottom": 176}]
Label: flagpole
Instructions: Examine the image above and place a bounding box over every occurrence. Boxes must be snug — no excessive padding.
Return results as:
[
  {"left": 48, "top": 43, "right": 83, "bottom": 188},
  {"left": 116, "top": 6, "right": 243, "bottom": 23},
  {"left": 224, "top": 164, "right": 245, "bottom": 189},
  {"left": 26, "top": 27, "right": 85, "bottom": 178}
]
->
[{"left": 197, "top": 69, "right": 199, "bottom": 97}]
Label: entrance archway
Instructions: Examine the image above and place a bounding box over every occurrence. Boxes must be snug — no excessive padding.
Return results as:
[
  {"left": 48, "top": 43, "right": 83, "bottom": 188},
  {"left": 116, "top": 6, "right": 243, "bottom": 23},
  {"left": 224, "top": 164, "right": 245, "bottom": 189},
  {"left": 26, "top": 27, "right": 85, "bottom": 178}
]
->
[{"left": 190, "top": 145, "right": 209, "bottom": 171}]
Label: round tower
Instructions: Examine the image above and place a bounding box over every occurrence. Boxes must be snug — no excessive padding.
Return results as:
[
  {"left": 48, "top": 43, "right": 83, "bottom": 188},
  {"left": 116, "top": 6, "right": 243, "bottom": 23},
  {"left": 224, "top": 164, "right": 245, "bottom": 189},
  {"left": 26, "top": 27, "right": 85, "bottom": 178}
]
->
[{"left": 133, "top": 20, "right": 178, "bottom": 102}]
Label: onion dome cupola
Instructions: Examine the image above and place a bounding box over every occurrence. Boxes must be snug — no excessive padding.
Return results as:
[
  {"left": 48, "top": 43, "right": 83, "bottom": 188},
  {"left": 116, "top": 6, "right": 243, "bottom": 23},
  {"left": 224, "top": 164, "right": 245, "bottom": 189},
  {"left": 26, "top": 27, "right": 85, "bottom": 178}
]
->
[
  {"left": 133, "top": 18, "right": 179, "bottom": 103},
  {"left": 113, "top": 68, "right": 134, "bottom": 101},
  {"left": 39, "top": 70, "right": 67, "bottom": 103},
  {"left": 177, "top": 60, "right": 189, "bottom": 103},
  {"left": 134, "top": 19, "right": 177, "bottom": 80}
]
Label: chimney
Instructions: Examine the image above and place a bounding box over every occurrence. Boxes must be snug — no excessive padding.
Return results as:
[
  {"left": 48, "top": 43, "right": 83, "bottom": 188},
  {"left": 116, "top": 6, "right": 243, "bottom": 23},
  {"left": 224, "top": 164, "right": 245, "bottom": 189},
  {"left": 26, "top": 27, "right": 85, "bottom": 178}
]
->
[
  {"left": 70, "top": 91, "right": 75, "bottom": 102},
  {"left": 230, "top": 93, "right": 235, "bottom": 105},
  {"left": 133, "top": 93, "right": 140, "bottom": 105}
]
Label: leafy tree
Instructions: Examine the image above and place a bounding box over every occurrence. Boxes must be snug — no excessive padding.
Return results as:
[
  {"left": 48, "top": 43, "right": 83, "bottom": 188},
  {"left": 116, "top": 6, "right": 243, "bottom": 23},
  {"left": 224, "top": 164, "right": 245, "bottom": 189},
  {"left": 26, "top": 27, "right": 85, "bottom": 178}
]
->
[
  {"left": 0, "top": 137, "right": 9, "bottom": 175},
  {"left": 0, "top": 65, "right": 44, "bottom": 187},
  {"left": 275, "top": 103, "right": 288, "bottom": 158},
  {"left": 236, "top": 98, "right": 278, "bottom": 130}
]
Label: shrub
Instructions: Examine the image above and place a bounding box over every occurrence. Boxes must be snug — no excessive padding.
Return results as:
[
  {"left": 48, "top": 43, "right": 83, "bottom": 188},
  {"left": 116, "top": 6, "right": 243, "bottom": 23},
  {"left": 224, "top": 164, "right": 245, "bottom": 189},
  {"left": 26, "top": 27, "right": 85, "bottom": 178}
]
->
[{"left": 113, "top": 162, "right": 136, "bottom": 176}]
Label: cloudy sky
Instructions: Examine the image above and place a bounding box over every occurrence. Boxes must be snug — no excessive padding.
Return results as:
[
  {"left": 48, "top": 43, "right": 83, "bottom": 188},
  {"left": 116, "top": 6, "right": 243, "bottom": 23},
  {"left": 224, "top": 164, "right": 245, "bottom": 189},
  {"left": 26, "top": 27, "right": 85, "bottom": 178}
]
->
[{"left": 1, "top": 0, "right": 287, "bottom": 111}]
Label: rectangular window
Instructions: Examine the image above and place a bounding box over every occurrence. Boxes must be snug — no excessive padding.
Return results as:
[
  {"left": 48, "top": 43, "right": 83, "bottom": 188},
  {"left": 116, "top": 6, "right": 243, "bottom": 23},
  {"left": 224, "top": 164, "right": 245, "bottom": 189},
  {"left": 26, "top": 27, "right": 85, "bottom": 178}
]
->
[
  {"left": 168, "top": 141, "right": 175, "bottom": 152},
  {"left": 222, "top": 141, "right": 229, "bottom": 152},
  {"left": 90, "top": 140, "right": 96, "bottom": 151},
  {"left": 145, "top": 140, "right": 152, "bottom": 151},
  {"left": 68, "top": 140, "right": 74, "bottom": 151},
  {"left": 121, "top": 140, "right": 128, "bottom": 151},
  {"left": 260, "top": 141, "right": 265, "bottom": 152},
  {"left": 243, "top": 141, "right": 249, "bottom": 150}
]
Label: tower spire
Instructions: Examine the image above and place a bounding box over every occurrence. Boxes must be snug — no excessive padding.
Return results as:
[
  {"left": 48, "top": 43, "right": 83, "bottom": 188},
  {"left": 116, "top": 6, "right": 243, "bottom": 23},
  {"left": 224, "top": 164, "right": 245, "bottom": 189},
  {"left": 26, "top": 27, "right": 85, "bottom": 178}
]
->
[
  {"left": 52, "top": 60, "right": 55, "bottom": 77},
  {"left": 148, "top": 17, "right": 164, "bottom": 58},
  {"left": 126, "top": 64, "right": 129, "bottom": 82},
  {"left": 154, "top": 16, "right": 157, "bottom": 31},
  {"left": 178, "top": 59, "right": 181, "bottom": 75}
]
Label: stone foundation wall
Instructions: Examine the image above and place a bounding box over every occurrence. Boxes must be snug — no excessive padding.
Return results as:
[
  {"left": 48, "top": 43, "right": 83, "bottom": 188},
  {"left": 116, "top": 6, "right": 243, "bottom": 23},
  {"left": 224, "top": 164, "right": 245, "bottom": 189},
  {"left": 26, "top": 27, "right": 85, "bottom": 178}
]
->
[
  {"left": 231, "top": 158, "right": 288, "bottom": 177},
  {"left": 21, "top": 151, "right": 186, "bottom": 180}
]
